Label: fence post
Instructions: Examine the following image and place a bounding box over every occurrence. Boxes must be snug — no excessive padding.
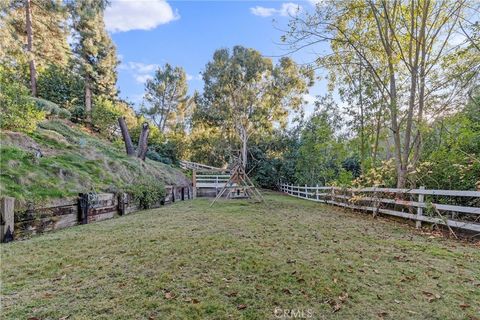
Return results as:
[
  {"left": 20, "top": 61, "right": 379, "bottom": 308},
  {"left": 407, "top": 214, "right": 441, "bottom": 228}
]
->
[
  {"left": 330, "top": 187, "right": 335, "bottom": 204},
  {"left": 349, "top": 188, "right": 353, "bottom": 209},
  {"left": 373, "top": 187, "right": 379, "bottom": 217},
  {"left": 316, "top": 184, "right": 319, "bottom": 201},
  {"left": 78, "top": 193, "right": 89, "bottom": 224},
  {"left": 118, "top": 192, "right": 127, "bottom": 215},
  {"left": 0, "top": 197, "right": 15, "bottom": 242},
  {"left": 305, "top": 184, "right": 308, "bottom": 199},
  {"left": 416, "top": 186, "right": 425, "bottom": 228}
]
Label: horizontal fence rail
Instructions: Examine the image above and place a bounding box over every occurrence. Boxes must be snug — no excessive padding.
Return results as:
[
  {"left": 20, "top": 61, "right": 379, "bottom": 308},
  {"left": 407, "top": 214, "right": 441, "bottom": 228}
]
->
[
  {"left": 180, "top": 160, "right": 229, "bottom": 173},
  {"left": 280, "top": 183, "right": 480, "bottom": 233},
  {"left": 195, "top": 174, "right": 231, "bottom": 188}
]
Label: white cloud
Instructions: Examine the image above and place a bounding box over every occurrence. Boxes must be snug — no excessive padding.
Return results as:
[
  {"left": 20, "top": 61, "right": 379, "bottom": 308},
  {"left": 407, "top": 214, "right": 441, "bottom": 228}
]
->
[
  {"left": 119, "top": 61, "right": 159, "bottom": 84},
  {"left": 105, "top": 0, "right": 179, "bottom": 33},
  {"left": 308, "top": 0, "right": 324, "bottom": 5},
  {"left": 134, "top": 74, "right": 154, "bottom": 84},
  {"left": 120, "top": 62, "right": 159, "bottom": 74},
  {"left": 250, "top": 3, "right": 302, "bottom": 17},
  {"left": 186, "top": 73, "right": 202, "bottom": 81},
  {"left": 250, "top": 6, "right": 277, "bottom": 17},
  {"left": 121, "top": 61, "right": 201, "bottom": 84},
  {"left": 279, "top": 3, "right": 302, "bottom": 16}
]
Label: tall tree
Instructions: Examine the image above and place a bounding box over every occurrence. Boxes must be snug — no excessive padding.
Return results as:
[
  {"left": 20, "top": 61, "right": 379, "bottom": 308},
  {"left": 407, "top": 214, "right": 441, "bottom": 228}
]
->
[
  {"left": 285, "top": 0, "right": 474, "bottom": 188},
  {"left": 25, "top": 0, "right": 36, "bottom": 95},
  {"left": 1, "top": 0, "right": 71, "bottom": 90},
  {"left": 71, "top": 0, "right": 118, "bottom": 123},
  {"left": 141, "top": 64, "right": 189, "bottom": 133},
  {"left": 296, "top": 102, "right": 346, "bottom": 186},
  {"left": 199, "top": 46, "right": 314, "bottom": 168}
]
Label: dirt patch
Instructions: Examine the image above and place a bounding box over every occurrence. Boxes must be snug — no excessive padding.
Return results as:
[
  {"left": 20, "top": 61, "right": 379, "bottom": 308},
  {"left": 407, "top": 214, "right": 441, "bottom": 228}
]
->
[{"left": 2, "top": 131, "right": 57, "bottom": 156}]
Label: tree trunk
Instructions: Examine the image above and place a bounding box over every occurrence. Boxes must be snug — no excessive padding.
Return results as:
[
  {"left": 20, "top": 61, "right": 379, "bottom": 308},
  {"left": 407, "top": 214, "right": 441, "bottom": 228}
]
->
[
  {"left": 372, "top": 102, "right": 383, "bottom": 167},
  {"left": 240, "top": 126, "right": 248, "bottom": 169},
  {"left": 137, "top": 122, "right": 150, "bottom": 161},
  {"left": 25, "top": 0, "right": 36, "bottom": 96},
  {"left": 85, "top": 81, "right": 92, "bottom": 123},
  {"left": 412, "top": 1, "right": 429, "bottom": 167},
  {"left": 358, "top": 61, "right": 365, "bottom": 170},
  {"left": 118, "top": 117, "right": 135, "bottom": 156}
]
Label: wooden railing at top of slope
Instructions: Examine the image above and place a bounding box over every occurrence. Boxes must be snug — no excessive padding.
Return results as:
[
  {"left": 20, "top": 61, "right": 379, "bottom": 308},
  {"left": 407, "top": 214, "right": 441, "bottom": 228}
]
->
[
  {"left": 180, "top": 160, "right": 229, "bottom": 173},
  {"left": 280, "top": 183, "right": 480, "bottom": 233}
]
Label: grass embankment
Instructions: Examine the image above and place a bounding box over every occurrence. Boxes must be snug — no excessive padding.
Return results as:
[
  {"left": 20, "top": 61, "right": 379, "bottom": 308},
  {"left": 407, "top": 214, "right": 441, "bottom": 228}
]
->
[
  {"left": 0, "top": 120, "right": 188, "bottom": 204},
  {"left": 1, "top": 192, "right": 479, "bottom": 319}
]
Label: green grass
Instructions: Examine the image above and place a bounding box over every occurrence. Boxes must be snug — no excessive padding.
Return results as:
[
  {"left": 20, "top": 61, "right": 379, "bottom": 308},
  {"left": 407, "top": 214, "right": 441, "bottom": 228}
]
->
[
  {"left": 1, "top": 192, "right": 479, "bottom": 319},
  {"left": 0, "top": 120, "right": 188, "bottom": 204}
]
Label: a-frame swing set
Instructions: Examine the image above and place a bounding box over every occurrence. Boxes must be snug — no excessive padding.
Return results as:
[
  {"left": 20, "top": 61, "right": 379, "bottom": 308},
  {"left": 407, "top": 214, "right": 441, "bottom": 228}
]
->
[{"left": 210, "top": 158, "right": 264, "bottom": 207}]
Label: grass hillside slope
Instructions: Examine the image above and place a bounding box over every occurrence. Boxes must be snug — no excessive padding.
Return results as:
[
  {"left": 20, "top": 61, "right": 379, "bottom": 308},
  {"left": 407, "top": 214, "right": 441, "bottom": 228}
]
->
[{"left": 0, "top": 119, "right": 189, "bottom": 204}]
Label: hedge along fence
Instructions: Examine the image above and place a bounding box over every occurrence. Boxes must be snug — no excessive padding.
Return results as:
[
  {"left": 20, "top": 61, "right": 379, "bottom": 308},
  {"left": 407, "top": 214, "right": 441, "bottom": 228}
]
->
[
  {"left": 0, "top": 185, "right": 194, "bottom": 242},
  {"left": 280, "top": 183, "right": 480, "bottom": 235}
]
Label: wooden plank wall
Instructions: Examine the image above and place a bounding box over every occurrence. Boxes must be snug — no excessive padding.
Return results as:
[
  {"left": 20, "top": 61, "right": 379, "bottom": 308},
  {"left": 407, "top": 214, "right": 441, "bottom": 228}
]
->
[{"left": 10, "top": 185, "right": 193, "bottom": 240}]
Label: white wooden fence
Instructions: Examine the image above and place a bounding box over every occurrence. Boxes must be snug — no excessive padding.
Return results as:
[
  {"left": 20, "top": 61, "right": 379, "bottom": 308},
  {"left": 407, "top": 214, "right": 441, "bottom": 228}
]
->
[
  {"left": 195, "top": 174, "right": 231, "bottom": 188},
  {"left": 280, "top": 183, "right": 480, "bottom": 233}
]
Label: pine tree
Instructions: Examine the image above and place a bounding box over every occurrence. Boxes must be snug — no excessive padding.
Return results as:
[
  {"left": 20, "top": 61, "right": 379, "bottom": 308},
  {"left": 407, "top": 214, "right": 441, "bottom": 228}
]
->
[
  {"left": 70, "top": 0, "right": 118, "bottom": 123},
  {"left": 0, "top": 0, "right": 71, "bottom": 94},
  {"left": 142, "top": 63, "right": 189, "bottom": 133}
]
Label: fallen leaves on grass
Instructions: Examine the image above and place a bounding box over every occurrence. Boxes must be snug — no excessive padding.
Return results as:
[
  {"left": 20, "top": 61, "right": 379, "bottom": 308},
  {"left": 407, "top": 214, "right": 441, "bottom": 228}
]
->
[
  {"left": 282, "top": 288, "right": 292, "bottom": 295},
  {"left": 164, "top": 291, "right": 175, "bottom": 300},
  {"left": 237, "top": 304, "right": 247, "bottom": 310},
  {"left": 422, "top": 291, "right": 441, "bottom": 302},
  {"left": 329, "top": 292, "right": 349, "bottom": 312}
]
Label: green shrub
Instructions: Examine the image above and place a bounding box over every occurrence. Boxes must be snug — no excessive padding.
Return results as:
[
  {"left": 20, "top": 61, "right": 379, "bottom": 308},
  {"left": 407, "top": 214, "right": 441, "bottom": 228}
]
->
[
  {"left": 37, "top": 64, "right": 84, "bottom": 111},
  {"left": 127, "top": 178, "right": 166, "bottom": 209},
  {"left": 31, "top": 97, "right": 72, "bottom": 119},
  {"left": 92, "top": 96, "right": 123, "bottom": 136},
  {"left": 0, "top": 67, "right": 45, "bottom": 133}
]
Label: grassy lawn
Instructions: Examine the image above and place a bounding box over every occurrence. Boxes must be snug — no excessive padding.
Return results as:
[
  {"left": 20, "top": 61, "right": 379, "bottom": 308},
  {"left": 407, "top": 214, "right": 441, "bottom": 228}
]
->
[{"left": 1, "top": 192, "right": 479, "bottom": 320}]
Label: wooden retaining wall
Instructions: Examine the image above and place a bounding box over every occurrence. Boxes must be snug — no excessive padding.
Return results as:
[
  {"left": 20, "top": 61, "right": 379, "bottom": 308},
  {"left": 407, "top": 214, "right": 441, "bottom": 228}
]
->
[{"left": 1, "top": 185, "right": 193, "bottom": 241}]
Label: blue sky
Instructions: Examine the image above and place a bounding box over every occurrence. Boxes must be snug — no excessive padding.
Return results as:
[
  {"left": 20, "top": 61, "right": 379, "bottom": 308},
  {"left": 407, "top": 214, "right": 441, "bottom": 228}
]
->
[{"left": 105, "top": 0, "right": 329, "bottom": 114}]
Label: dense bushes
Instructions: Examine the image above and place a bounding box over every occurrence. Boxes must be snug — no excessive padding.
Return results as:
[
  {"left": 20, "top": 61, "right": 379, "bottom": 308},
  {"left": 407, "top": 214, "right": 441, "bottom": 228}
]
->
[
  {"left": 37, "top": 64, "right": 84, "bottom": 111},
  {"left": 127, "top": 178, "right": 166, "bottom": 209},
  {"left": 0, "top": 67, "right": 45, "bottom": 133},
  {"left": 91, "top": 96, "right": 123, "bottom": 136}
]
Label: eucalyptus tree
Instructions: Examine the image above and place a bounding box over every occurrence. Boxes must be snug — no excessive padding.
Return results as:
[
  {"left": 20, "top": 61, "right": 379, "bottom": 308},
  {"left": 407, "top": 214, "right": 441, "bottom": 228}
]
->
[
  {"left": 285, "top": 0, "right": 475, "bottom": 188},
  {"left": 199, "top": 46, "right": 314, "bottom": 168},
  {"left": 141, "top": 63, "right": 189, "bottom": 134}
]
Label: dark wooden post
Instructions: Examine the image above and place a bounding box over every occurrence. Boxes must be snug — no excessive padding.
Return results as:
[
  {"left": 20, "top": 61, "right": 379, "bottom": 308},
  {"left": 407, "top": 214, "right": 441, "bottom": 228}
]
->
[
  {"left": 118, "top": 193, "right": 127, "bottom": 215},
  {"left": 78, "top": 193, "right": 90, "bottom": 224}
]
